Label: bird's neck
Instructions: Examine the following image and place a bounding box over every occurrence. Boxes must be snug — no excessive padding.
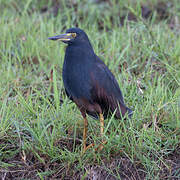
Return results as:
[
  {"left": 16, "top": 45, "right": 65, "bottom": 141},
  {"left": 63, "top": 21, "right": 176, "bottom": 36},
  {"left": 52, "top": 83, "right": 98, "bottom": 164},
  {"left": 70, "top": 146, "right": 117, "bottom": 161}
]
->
[
  {"left": 68, "top": 40, "right": 94, "bottom": 51},
  {"left": 65, "top": 43, "right": 95, "bottom": 62}
]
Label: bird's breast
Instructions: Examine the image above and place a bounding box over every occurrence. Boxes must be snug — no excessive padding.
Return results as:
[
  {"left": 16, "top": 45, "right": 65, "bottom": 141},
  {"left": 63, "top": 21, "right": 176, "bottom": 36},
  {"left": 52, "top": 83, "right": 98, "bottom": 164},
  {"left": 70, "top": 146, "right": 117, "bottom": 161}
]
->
[{"left": 62, "top": 52, "right": 94, "bottom": 100}]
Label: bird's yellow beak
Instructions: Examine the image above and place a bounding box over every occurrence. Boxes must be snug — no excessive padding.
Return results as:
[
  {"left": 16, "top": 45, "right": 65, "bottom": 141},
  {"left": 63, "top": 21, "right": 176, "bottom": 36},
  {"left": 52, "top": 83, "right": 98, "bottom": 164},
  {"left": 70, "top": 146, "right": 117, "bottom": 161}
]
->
[{"left": 48, "top": 33, "right": 76, "bottom": 41}]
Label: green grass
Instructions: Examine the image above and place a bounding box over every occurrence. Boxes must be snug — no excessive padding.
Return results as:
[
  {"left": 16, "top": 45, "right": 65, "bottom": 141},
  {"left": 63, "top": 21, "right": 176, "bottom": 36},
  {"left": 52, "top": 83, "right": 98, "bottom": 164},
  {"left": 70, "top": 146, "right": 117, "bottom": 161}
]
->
[{"left": 0, "top": 0, "right": 180, "bottom": 179}]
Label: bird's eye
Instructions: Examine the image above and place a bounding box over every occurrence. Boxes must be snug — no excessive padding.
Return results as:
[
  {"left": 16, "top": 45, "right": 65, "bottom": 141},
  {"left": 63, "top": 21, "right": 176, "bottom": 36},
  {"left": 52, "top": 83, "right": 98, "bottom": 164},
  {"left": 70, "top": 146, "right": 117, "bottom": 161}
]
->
[{"left": 71, "top": 33, "right": 76, "bottom": 38}]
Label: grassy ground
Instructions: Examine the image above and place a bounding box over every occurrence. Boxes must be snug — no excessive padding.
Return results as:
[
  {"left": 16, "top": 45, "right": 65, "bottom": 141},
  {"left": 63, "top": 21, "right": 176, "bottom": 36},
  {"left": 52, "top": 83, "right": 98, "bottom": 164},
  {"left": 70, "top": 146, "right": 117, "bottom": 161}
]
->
[{"left": 0, "top": 0, "right": 180, "bottom": 179}]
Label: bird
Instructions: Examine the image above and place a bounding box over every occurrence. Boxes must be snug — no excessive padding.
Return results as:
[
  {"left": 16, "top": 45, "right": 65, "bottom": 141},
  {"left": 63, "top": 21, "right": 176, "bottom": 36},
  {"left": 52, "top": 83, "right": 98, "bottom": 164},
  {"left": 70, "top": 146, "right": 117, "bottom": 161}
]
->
[{"left": 48, "top": 27, "right": 132, "bottom": 152}]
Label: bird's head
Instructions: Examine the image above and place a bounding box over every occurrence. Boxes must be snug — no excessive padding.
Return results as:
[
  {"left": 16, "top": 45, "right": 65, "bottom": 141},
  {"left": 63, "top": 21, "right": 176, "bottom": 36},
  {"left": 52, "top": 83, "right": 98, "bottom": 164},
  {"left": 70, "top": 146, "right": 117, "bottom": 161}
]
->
[{"left": 48, "top": 27, "right": 90, "bottom": 45}]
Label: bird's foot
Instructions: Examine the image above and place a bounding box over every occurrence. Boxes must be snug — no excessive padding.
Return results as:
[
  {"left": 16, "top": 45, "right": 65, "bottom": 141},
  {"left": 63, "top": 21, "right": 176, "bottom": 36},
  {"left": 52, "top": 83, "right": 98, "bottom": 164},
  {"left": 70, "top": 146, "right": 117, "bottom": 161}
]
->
[
  {"left": 95, "top": 140, "right": 107, "bottom": 151},
  {"left": 82, "top": 143, "right": 95, "bottom": 154},
  {"left": 82, "top": 140, "right": 107, "bottom": 154}
]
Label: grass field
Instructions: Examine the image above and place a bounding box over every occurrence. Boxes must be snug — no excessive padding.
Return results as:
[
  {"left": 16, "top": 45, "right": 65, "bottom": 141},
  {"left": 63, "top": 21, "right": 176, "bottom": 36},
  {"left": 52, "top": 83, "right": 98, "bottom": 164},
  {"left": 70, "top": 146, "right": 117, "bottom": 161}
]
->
[{"left": 0, "top": 0, "right": 180, "bottom": 179}]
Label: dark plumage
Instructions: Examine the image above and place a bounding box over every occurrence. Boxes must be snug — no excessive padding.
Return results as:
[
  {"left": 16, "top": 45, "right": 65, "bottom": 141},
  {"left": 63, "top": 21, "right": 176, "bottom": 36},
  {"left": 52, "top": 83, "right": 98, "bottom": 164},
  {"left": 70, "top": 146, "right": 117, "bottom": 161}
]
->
[{"left": 48, "top": 28, "right": 132, "bottom": 152}]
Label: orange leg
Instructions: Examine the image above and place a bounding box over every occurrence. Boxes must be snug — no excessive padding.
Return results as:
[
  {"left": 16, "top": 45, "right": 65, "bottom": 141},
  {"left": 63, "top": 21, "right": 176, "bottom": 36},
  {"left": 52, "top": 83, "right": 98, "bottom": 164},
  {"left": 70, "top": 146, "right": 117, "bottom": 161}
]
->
[
  {"left": 82, "top": 116, "right": 95, "bottom": 153},
  {"left": 82, "top": 112, "right": 106, "bottom": 153},
  {"left": 96, "top": 113, "right": 107, "bottom": 151},
  {"left": 99, "top": 113, "right": 104, "bottom": 136},
  {"left": 82, "top": 116, "right": 88, "bottom": 152}
]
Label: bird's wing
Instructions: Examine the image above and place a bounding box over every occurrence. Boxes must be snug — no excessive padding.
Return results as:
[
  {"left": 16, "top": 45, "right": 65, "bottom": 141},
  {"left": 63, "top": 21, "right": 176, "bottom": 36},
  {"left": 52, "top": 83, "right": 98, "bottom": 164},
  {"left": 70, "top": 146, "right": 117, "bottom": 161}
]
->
[{"left": 90, "top": 56, "right": 128, "bottom": 117}]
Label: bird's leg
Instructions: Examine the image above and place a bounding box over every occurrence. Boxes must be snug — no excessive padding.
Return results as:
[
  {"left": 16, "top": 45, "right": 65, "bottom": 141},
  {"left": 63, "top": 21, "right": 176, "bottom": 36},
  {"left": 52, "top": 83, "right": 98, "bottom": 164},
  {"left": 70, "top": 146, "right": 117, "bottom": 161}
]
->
[
  {"left": 82, "top": 112, "right": 106, "bottom": 152},
  {"left": 80, "top": 111, "right": 94, "bottom": 153},
  {"left": 83, "top": 115, "right": 88, "bottom": 152},
  {"left": 99, "top": 113, "right": 104, "bottom": 136},
  {"left": 96, "top": 113, "right": 107, "bottom": 151}
]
